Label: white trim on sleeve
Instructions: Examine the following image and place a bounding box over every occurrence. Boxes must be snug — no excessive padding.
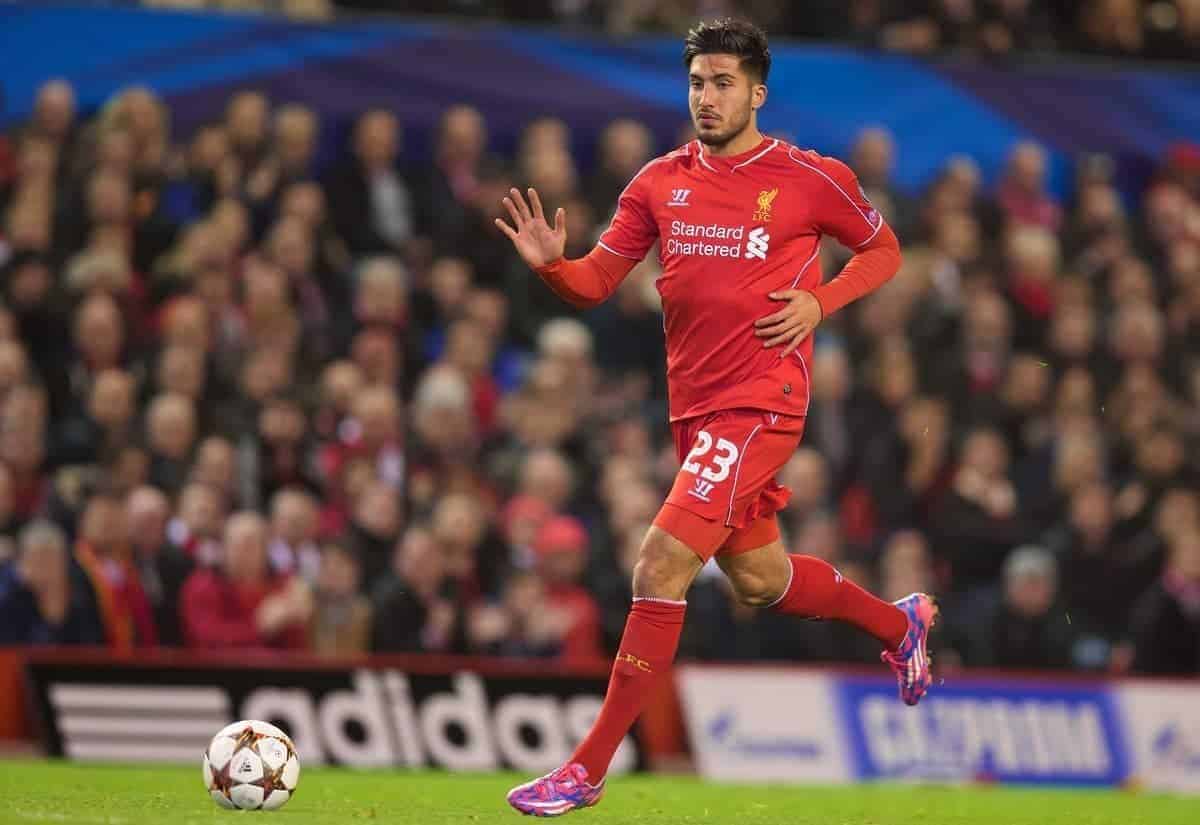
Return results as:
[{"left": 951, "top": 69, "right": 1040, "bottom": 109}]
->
[
  {"left": 596, "top": 240, "right": 641, "bottom": 260},
  {"left": 787, "top": 146, "right": 882, "bottom": 244}
]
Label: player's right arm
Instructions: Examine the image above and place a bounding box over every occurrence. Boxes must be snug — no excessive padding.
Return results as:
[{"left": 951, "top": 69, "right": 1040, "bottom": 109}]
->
[{"left": 496, "top": 162, "right": 659, "bottom": 309}]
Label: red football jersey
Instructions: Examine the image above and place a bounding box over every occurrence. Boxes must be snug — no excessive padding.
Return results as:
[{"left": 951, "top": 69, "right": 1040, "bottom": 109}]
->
[{"left": 598, "top": 137, "right": 886, "bottom": 422}]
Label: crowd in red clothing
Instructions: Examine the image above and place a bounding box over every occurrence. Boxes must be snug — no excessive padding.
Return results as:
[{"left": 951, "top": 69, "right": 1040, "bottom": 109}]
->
[
  {"left": 0, "top": 80, "right": 407, "bottom": 655},
  {"left": 2, "top": 67, "right": 1199, "bottom": 677}
]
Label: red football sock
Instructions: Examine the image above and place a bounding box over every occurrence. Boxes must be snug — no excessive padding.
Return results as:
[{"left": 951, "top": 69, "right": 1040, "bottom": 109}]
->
[
  {"left": 770, "top": 555, "right": 908, "bottom": 650},
  {"left": 570, "top": 598, "right": 685, "bottom": 784}
]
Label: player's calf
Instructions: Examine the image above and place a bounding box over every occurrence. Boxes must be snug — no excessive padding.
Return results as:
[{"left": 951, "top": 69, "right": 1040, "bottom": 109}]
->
[{"left": 715, "top": 541, "right": 792, "bottom": 607}]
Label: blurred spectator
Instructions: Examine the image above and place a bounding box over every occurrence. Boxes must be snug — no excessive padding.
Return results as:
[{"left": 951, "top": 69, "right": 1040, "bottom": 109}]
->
[
  {"left": 430, "top": 490, "right": 507, "bottom": 605},
  {"left": 371, "top": 524, "right": 457, "bottom": 653},
  {"left": 1080, "top": 0, "right": 1146, "bottom": 57},
  {"left": 803, "top": 345, "right": 855, "bottom": 491},
  {"left": 191, "top": 436, "right": 239, "bottom": 506},
  {"left": 778, "top": 447, "right": 834, "bottom": 540},
  {"left": 52, "top": 366, "right": 135, "bottom": 467},
  {"left": 1130, "top": 527, "right": 1200, "bottom": 675},
  {"left": 857, "top": 394, "right": 953, "bottom": 538},
  {"left": 1046, "top": 482, "right": 1162, "bottom": 642},
  {"left": 223, "top": 91, "right": 269, "bottom": 174},
  {"left": 517, "top": 447, "right": 576, "bottom": 512},
  {"left": 998, "top": 143, "right": 1063, "bottom": 232},
  {"left": 0, "top": 521, "right": 104, "bottom": 645},
  {"left": 420, "top": 105, "right": 490, "bottom": 255},
  {"left": 933, "top": 426, "right": 1029, "bottom": 592},
  {"left": 268, "top": 487, "right": 321, "bottom": 580},
  {"left": 325, "top": 109, "right": 416, "bottom": 257},
  {"left": 126, "top": 485, "right": 193, "bottom": 646},
  {"left": 145, "top": 392, "right": 197, "bottom": 495},
  {"left": 587, "top": 119, "right": 654, "bottom": 221},
  {"left": 529, "top": 514, "right": 604, "bottom": 662},
  {"left": 248, "top": 394, "right": 317, "bottom": 506},
  {"left": 169, "top": 482, "right": 226, "bottom": 566},
  {"left": 348, "top": 481, "right": 403, "bottom": 586},
  {"left": 851, "top": 127, "right": 916, "bottom": 240},
  {"left": 21, "top": 80, "right": 78, "bottom": 158},
  {"left": 180, "top": 511, "right": 312, "bottom": 649},
  {"left": 963, "top": 545, "right": 1078, "bottom": 669},
  {"left": 879, "top": 529, "right": 937, "bottom": 602},
  {"left": 74, "top": 490, "right": 157, "bottom": 649},
  {"left": 308, "top": 540, "right": 372, "bottom": 655}
]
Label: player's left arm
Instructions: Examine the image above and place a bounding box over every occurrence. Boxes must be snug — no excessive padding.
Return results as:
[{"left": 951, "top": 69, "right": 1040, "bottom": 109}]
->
[{"left": 755, "top": 157, "right": 902, "bottom": 357}]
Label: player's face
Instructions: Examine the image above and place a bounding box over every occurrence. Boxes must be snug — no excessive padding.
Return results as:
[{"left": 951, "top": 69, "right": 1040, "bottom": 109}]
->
[{"left": 688, "top": 54, "right": 764, "bottom": 148}]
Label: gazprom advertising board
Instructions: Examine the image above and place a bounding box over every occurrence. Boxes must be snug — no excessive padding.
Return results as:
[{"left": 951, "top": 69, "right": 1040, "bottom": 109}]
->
[{"left": 677, "top": 666, "right": 1199, "bottom": 794}]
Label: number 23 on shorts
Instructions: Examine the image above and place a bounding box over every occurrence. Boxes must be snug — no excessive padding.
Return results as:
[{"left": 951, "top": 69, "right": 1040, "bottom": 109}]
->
[
  {"left": 668, "top": 410, "right": 803, "bottom": 525},
  {"left": 680, "top": 429, "right": 740, "bottom": 504}
]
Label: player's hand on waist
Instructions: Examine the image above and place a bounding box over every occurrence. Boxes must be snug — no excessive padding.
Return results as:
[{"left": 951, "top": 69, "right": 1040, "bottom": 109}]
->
[
  {"left": 755, "top": 289, "right": 824, "bottom": 358},
  {"left": 495, "top": 186, "right": 566, "bottom": 268}
]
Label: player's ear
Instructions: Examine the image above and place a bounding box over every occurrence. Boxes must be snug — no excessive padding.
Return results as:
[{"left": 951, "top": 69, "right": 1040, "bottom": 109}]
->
[{"left": 752, "top": 83, "right": 767, "bottom": 110}]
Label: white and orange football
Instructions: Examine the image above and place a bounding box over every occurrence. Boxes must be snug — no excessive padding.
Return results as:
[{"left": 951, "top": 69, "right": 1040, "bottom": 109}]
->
[{"left": 202, "top": 719, "right": 300, "bottom": 811}]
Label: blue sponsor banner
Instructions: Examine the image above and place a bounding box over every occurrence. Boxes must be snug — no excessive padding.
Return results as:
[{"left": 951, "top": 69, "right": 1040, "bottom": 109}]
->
[{"left": 835, "top": 676, "right": 1131, "bottom": 787}]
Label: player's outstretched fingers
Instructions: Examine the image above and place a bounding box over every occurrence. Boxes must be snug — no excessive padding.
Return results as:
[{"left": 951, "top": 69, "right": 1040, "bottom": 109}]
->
[
  {"left": 502, "top": 196, "right": 524, "bottom": 229},
  {"left": 510, "top": 187, "right": 533, "bottom": 222},
  {"left": 494, "top": 217, "right": 518, "bottom": 240},
  {"left": 528, "top": 187, "right": 546, "bottom": 221}
]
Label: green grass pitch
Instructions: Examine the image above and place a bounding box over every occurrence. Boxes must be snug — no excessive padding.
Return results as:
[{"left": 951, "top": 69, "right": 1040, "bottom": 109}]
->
[{"left": 1, "top": 759, "right": 1197, "bottom": 825}]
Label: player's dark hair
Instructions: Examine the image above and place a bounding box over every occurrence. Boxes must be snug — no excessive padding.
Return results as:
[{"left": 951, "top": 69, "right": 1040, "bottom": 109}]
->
[{"left": 683, "top": 18, "right": 771, "bottom": 84}]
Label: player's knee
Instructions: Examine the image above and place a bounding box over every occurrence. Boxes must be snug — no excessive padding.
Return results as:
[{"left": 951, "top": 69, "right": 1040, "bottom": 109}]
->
[{"left": 631, "top": 527, "right": 701, "bottom": 601}]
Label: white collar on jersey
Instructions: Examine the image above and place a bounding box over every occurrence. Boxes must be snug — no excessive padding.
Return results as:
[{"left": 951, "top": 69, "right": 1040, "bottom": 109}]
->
[{"left": 694, "top": 138, "right": 779, "bottom": 173}]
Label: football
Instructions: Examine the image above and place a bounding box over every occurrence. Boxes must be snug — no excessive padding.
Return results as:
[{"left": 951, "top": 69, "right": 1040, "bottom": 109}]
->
[{"left": 202, "top": 719, "right": 300, "bottom": 811}]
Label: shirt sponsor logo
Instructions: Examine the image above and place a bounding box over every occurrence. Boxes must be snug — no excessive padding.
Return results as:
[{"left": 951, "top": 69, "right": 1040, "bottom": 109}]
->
[
  {"left": 752, "top": 188, "right": 778, "bottom": 222},
  {"left": 666, "top": 221, "right": 745, "bottom": 258},
  {"left": 670, "top": 220, "right": 744, "bottom": 239},
  {"left": 744, "top": 227, "right": 770, "bottom": 260},
  {"left": 664, "top": 221, "right": 771, "bottom": 261}
]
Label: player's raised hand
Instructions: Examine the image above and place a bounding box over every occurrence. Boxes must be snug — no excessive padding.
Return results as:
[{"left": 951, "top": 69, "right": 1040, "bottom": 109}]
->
[
  {"left": 755, "top": 289, "right": 824, "bottom": 358},
  {"left": 495, "top": 187, "right": 566, "bottom": 268}
]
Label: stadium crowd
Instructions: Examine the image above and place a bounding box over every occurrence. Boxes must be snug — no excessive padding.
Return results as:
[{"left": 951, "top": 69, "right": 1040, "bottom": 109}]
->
[
  {"left": 120, "top": 1, "right": 1200, "bottom": 62},
  {"left": 0, "top": 68, "right": 1198, "bottom": 677},
  {"left": 0, "top": 81, "right": 406, "bottom": 654},
  {"left": 330, "top": 0, "right": 1200, "bottom": 61},
  {"left": 401, "top": 110, "right": 1200, "bottom": 677}
]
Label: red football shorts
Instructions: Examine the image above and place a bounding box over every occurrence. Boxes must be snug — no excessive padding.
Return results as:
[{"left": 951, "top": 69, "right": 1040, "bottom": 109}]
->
[{"left": 652, "top": 409, "right": 806, "bottom": 561}]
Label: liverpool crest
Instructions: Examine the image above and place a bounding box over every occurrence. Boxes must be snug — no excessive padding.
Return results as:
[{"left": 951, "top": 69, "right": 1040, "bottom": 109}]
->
[{"left": 753, "top": 188, "right": 778, "bottom": 222}]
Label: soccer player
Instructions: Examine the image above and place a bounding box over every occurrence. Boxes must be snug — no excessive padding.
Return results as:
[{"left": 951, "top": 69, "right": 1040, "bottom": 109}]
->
[{"left": 497, "top": 18, "right": 937, "bottom": 817}]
